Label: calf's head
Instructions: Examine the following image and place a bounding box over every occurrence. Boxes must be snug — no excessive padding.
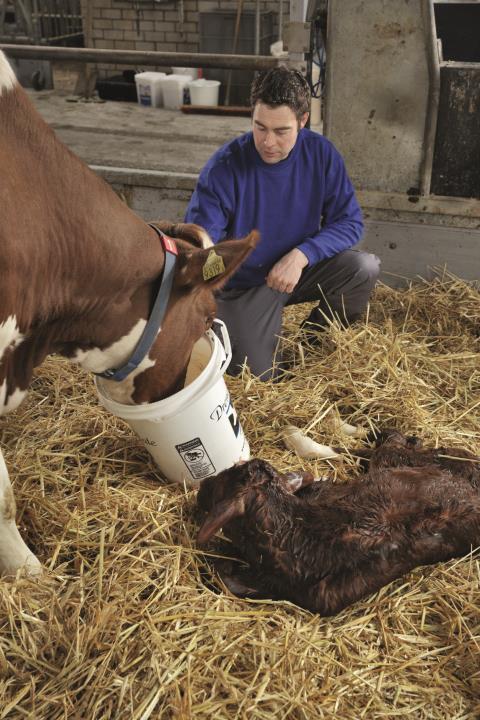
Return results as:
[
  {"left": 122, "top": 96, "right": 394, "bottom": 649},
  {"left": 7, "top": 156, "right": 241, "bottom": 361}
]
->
[{"left": 197, "top": 459, "right": 314, "bottom": 545}]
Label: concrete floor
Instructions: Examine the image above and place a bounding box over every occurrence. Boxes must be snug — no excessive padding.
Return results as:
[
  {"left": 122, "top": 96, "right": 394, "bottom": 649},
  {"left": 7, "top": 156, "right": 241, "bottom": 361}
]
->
[
  {"left": 29, "top": 90, "right": 324, "bottom": 175},
  {"left": 28, "top": 90, "right": 253, "bottom": 174}
]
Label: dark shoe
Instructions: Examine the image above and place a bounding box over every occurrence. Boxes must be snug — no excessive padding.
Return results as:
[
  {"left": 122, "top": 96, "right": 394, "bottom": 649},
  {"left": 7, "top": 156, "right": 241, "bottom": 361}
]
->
[
  {"left": 299, "top": 321, "right": 325, "bottom": 348},
  {"left": 299, "top": 307, "right": 330, "bottom": 347},
  {"left": 302, "top": 305, "right": 363, "bottom": 332}
]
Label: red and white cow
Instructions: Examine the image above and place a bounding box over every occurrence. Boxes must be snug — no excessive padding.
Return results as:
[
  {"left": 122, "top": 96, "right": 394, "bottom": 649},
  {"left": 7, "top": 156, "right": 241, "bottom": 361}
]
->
[{"left": 0, "top": 51, "right": 256, "bottom": 576}]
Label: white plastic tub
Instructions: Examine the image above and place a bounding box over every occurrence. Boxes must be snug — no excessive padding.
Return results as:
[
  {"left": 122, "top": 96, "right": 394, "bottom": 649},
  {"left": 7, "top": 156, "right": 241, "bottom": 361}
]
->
[
  {"left": 134, "top": 71, "right": 167, "bottom": 107},
  {"left": 161, "top": 74, "right": 190, "bottom": 110},
  {"left": 172, "top": 67, "right": 199, "bottom": 81},
  {"left": 95, "top": 320, "right": 250, "bottom": 486},
  {"left": 188, "top": 79, "right": 221, "bottom": 107}
]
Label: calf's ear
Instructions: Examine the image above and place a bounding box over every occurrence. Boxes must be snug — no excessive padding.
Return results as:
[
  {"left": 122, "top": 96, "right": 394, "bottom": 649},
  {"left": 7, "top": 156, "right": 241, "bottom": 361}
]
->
[
  {"left": 283, "top": 470, "right": 315, "bottom": 493},
  {"left": 177, "top": 231, "right": 259, "bottom": 290},
  {"left": 197, "top": 496, "right": 245, "bottom": 545}
]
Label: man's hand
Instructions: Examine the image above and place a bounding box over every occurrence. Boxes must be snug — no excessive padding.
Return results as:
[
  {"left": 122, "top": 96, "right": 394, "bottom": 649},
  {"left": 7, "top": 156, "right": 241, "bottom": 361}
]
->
[{"left": 266, "top": 248, "right": 309, "bottom": 294}]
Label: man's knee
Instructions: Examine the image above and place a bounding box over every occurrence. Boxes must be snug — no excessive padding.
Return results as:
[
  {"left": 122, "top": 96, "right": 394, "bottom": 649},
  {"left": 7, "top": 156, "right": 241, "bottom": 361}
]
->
[
  {"left": 355, "top": 251, "right": 381, "bottom": 283},
  {"left": 341, "top": 250, "right": 381, "bottom": 284}
]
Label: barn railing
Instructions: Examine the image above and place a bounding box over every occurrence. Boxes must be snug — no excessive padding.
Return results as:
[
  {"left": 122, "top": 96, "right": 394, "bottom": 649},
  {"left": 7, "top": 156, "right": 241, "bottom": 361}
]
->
[
  {"left": 0, "top": 43, "right": 282, "bottom": 70},
  {"left": 0, "top": 1, "right": 83, "bottom": 45}
]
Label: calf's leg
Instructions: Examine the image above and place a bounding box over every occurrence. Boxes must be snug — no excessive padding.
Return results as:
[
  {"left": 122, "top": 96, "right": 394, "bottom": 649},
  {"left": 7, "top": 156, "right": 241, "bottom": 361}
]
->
[{"left": 0, "top": 450, "right": 41, "bottom": 576}]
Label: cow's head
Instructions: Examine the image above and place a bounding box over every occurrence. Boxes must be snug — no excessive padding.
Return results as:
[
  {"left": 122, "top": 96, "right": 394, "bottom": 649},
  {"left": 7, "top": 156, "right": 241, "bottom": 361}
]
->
[{"left": 98, "top": 224, "right": 258, "bottom": 405}]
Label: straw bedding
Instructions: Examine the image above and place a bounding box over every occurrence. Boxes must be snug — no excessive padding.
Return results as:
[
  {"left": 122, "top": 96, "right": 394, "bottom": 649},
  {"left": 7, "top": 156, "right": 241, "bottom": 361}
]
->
[{"left": 1, "top": 272, "right": 479, "bottom": 719}]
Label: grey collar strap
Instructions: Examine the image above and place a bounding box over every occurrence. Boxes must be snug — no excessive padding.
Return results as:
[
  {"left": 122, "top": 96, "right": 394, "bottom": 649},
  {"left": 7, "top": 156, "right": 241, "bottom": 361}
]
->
[{"left": 96, "top": 224, "right": 178, "bottom": 382}]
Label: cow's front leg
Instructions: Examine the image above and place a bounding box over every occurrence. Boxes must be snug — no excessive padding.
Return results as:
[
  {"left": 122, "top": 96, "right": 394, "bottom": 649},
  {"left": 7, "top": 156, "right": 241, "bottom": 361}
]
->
[{"left": 0, "top": 450, "right": 41, "bottom": 576}]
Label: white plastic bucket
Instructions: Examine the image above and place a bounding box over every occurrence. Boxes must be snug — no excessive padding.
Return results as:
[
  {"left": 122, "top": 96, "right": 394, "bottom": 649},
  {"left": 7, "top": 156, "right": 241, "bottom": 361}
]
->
[
  {"left": 161, "top": 74, "right": 190, "bottom": 110},
  {"left": 134, "top": 71, "right": 167, "bottom": 107},
  {"left": 172, "top": 67, "right": 199, "bottom": 81},
  {"left": 95, "top": 320, "right": 250, "bottom": 486},
  {"left": 188, "top": 78, "right": 221, "bottom": 107}
]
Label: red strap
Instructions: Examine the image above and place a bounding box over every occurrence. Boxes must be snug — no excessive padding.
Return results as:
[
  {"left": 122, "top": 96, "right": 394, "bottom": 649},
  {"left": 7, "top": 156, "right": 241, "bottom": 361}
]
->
[{"left": 161, "top": 234, "right": 178, "bottom": 256}]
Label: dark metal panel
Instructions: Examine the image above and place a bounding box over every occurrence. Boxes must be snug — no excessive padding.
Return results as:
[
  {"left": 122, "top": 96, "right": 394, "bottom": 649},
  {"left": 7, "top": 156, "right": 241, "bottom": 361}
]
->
[
  {"left": 434, "top": 2, "right": 480, "bottom": 62},
  {"left": 431, "top": 63, "right": 480, "bottom": 199},
  {"left": 0, "top": 0, "right": 83, "bottom": 44}
]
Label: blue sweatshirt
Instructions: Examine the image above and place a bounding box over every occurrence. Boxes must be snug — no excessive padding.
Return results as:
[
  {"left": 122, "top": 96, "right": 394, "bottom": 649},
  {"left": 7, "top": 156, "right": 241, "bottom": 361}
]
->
[{"left": 185, "top": 128, "right": 363, "bottom": 289}]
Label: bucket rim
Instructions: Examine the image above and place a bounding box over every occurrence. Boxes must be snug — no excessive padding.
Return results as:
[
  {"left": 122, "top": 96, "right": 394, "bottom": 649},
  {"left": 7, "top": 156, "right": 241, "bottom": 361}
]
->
[
  {"left": 188, "top": 79, "right": 221, "bottom": 87},
  {"left": 95, "top": 326, "right": 228, "bottom": 420}
]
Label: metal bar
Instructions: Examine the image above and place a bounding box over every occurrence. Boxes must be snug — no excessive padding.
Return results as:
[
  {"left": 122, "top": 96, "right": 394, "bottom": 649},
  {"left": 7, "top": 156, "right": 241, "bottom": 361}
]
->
[
  {"left": 54, "top": 0, "right": 60, "bottom": 40},
  {"left": 322, "top": 0, "right": 334, "bottom": 137},
  {"left": 68, "top": 0, "right": 73, "bottom": 36},
  {"left": 288, "top": 0, "right": 308, "bottom": 68},
  {"left": 50, "top": 0, "right": 56, "bottom": 40},
  {"left": 0, "top": 1, "right": 6, "bottom": 35},
  {"left": 0, "top": 43, "right": 282, "bottom": 70},
  {"left": 419, "top": 0, "right": 441, "bottom": 197},
  {"left": 39, "top": 32, "right": 83, "bottom": 42},
  {"left": 68, "top": 0, "right": 74, "bottom": 36},
  {"left": 16, "top": 0, "right": 34, "bottom": 39},
  {"left": 0, "top": 35, "right": 31, "bottom": 43},
  {"left": 32, "top": 0, "right": 40, "bottom": 43},
  {"left": 30, "top": 13, "right": 81, "bottom": 20},
  {"left": 255, "top": 0, "right": 260, "bottom": 55}
]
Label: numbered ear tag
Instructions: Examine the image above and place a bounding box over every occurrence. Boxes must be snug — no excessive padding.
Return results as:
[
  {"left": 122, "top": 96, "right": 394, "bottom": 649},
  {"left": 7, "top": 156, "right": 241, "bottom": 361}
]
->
[{"left": 202, "top": 249, "right": 225, "bottom": 280}]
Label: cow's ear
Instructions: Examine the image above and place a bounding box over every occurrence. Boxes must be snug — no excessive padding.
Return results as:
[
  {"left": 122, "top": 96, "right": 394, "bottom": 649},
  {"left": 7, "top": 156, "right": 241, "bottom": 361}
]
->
[
  {"left": 177, "top": 231, "right": 259, "bottom": 290},
  {"left": 153, "top": 220, "right": 214, "bottom": 249}
]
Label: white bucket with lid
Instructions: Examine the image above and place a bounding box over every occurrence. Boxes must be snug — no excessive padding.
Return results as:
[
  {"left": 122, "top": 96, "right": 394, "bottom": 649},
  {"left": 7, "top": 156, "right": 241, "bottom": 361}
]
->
[
  {"left": 172, "top": 67, "right": 199, "bottom": 81},
  {"left": 134, "top": 71, "right": 167, "bottom": 107},
  {"left": 95, "top": 320, "right": 250, "bottom": 486},
  {"left": 188, "top": 78, "right": 221, "bottom": 106},
  {"left": 161, "top": 74, "right": 190, "bottom": 110}
]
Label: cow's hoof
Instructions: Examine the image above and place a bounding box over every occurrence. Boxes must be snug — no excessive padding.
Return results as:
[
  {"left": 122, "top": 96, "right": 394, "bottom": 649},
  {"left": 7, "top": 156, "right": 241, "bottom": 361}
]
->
[{"left": 0, "top": 552, "right": 42, "bottom": 578}]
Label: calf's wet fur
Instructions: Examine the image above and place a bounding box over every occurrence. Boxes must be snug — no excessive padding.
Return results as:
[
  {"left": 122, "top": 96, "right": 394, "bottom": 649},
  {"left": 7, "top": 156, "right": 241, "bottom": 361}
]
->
[{"left": 196, "top": 431, "right": 480, "bottom": 615}]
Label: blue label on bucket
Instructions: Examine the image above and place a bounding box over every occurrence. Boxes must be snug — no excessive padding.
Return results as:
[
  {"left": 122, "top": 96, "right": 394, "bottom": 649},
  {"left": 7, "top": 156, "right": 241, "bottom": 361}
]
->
[{"left": 176, "top": 437, "right": 215, "bottom": 480}]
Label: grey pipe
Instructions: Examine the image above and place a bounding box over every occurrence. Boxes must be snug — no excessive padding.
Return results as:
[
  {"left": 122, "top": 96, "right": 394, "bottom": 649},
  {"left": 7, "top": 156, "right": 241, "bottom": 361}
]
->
[{"left": 0, "top": 43, "right": 281, "bottom": 70}]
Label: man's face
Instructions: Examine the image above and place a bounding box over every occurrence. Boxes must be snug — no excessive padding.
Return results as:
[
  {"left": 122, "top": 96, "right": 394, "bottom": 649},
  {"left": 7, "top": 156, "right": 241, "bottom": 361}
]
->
[{"left": 252, "top": 102, "right": 309, "bottom": 164}]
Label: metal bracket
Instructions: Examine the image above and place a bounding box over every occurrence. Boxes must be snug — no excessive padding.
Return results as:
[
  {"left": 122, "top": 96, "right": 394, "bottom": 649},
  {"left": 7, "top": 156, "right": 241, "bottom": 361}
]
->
[{"left": 283, "top": 21, "right": 311, "bottom": 53}]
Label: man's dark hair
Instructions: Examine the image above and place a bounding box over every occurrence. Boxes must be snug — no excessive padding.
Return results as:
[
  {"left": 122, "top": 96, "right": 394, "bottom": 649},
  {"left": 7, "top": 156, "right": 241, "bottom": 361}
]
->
[{"left": 250, "top": 67, "right": 311, "bottom": 121}]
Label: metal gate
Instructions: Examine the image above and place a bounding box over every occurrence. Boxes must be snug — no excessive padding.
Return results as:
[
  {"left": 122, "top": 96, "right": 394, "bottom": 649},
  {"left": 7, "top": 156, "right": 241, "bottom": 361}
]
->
[{"left": 0, "top": 1, "right": 83, "bottom": 45}]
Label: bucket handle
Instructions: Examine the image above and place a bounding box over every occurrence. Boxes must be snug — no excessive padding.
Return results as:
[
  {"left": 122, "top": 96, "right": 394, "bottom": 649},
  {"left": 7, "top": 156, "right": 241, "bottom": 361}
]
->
[{"left": 212, "top": 318, "right": 232, "bottom": 372}]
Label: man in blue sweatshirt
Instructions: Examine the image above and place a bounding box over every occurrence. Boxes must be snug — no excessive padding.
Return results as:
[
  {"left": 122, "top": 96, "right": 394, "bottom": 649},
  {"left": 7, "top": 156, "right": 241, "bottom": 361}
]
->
[{"left": 185, "top": 67, "right": 380, "bottom": 379}]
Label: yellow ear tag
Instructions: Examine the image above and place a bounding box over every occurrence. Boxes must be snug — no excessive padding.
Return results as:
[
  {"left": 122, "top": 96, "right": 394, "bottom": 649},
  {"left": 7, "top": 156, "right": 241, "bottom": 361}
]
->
[{"left": 202, "top": 249, "right": 226, "bottom": 281}]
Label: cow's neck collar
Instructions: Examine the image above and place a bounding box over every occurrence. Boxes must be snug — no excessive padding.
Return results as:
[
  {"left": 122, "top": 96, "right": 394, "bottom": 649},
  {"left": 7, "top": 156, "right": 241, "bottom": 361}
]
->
[{"left": 95, "top": 224, "right": 177, "bottom": 382}]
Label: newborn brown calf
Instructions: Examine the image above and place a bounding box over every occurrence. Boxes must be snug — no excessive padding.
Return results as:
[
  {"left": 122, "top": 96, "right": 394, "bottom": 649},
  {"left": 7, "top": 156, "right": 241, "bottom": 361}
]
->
[
  {"left": 353, "top": 429, "right": 480, "bottom": 488},
  {"left": 197, "top": 433, "right": 480, "bottom": 615}
]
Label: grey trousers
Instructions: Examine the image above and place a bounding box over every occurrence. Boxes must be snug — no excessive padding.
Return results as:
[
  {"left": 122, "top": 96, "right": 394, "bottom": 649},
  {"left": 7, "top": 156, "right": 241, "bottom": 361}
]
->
[{"left": 215, "top": 249, "right": 381, "bottom": 380}]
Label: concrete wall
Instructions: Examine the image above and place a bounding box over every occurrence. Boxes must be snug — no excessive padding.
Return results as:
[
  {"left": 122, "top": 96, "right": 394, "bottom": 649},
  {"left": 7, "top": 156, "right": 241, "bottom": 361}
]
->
[
  {"left": 324, "top": 0, "right": 431, "bottom": 194},
  {"left": 94, "top": 165, "right": 480, "bottom": 288}
]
